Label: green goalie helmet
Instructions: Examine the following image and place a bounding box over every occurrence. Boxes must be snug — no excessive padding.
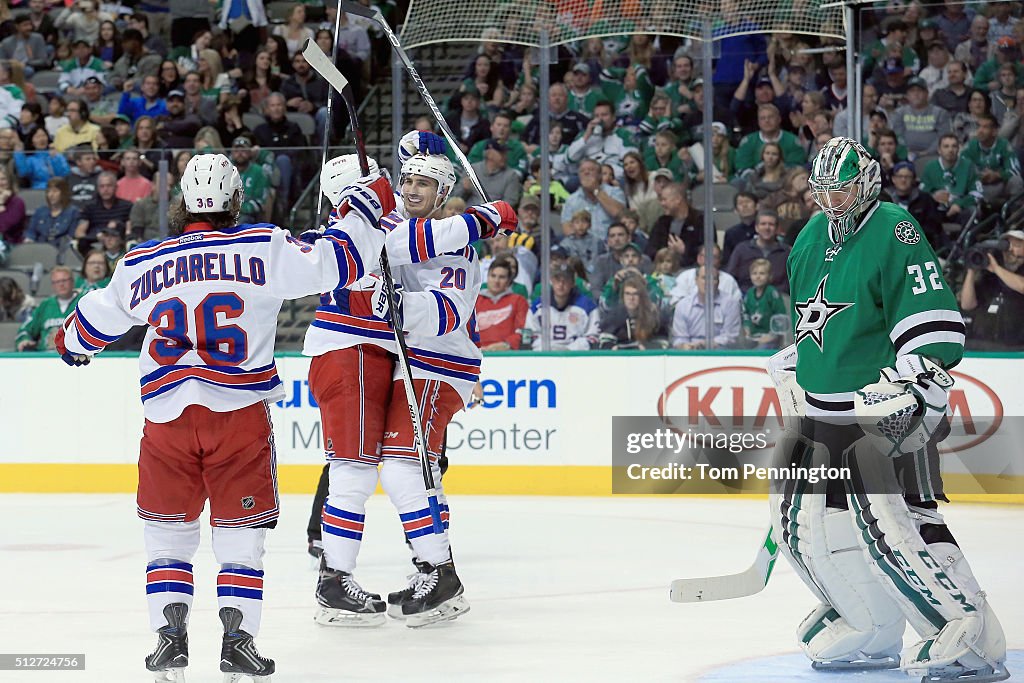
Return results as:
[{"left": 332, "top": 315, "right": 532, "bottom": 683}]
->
[{"left": 809, "top": 137, "right": 881, "bottom": 243}]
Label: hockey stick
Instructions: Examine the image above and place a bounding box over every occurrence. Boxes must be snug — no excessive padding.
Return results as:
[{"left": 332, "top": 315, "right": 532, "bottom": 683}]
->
[
  {"left": 313, "top": 0, "right": 346, "bottom": 227},
  {"left": 337, "top": 0, "right": 489, "bottom": 202},
  {"left": 669, "top": 526, "right": 779, "bottom": 602},
  {"left": 302, "top": 39, "right": 446, "bottom": 535}
]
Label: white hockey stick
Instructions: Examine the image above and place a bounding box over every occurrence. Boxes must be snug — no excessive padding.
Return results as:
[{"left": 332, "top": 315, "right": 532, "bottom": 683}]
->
[
  {"left": 669, "top": 526, "right": 779, "bottom": 602},
  {"left": 302, "top": 39, "right": 445, "bottom": 534},
  {"left": 338, "top": 0, "right": 489, "bottom": 202}
]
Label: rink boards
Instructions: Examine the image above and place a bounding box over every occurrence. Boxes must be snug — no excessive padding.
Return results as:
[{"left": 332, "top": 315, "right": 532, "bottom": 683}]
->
[{"left": 2, "top": 350, "right": 1022, "bottom": 500}]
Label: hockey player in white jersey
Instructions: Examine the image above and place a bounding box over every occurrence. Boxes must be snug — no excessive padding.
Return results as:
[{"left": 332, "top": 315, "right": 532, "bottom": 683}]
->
[
  {"left": 56, "top": 153, "right": 395, "bottom": 682},
  {"left": 305, "top": 132, "right": 517, "bottom": 628}
]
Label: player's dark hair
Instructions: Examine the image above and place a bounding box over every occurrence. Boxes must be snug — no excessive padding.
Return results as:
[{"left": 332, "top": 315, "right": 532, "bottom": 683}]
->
[{"left": 168, "top": 194, "right": 241, "bottom": 235}]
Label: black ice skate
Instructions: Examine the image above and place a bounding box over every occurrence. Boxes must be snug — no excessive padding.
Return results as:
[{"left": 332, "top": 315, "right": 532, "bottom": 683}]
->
[
  {"left": 145, "top": 602, "right": 189, "bottom": 683},
  {"left": 400, "top": 562, "right": 470, "bottom": 628},
  {"left": 314, "top": 558, "right": 386, "bottom": 627},
  {"left": 219, "top": 607, "right": 275, "bottom": 683},
  {"left": 387, "top": 563, "right": 433, "bottom": 620}
]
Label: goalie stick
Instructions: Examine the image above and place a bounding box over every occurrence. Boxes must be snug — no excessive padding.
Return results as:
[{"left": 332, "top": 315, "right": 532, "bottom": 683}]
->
[
  {"left": 337, "top": 0, "right": 489, "bottom": 202},
  {"left": 301, "top": 38, "right": 446, "bottom": 535},
  {"left": 669, "top": 526, "right": 779, "bottom": 602}
]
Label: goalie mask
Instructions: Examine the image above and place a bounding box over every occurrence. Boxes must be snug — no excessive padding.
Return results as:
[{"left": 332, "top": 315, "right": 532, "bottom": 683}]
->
[
  {"left": 809, "top": 137, "right": 880, "bottom": 244},
  {"left": 180, "top": 153, "right": 242, "bottom": 214},
  {"left": 399, "top": 153, "right": 456, "bottom": 216}
]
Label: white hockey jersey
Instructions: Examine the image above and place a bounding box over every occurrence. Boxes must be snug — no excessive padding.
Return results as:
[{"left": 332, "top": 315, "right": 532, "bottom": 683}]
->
[
  {"left": 62, "top": 218, "right": 383, "bottom": 422},
  {"left": 527, "top": 290, "right": 601, "bottom": 350},
  {"left": 302, "top": 201, "right": 486, "bottom": 405}
]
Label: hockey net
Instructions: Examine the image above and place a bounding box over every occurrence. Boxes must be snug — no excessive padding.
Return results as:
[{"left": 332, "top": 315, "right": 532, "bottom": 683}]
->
[{"left": 400, "top": 0, "right": 846, "bottom": 49}]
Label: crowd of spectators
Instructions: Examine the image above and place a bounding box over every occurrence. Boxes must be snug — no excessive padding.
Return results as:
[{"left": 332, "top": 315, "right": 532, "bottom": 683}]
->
[
  {"left": 461, "top": 1, "right": 1024, "bottom": 351},
  {"left": 0, "top": 0, "right": 396, "bottom": 351},
  {"left": 1, "top": 0, "right": 1023, "bottom": 352}
]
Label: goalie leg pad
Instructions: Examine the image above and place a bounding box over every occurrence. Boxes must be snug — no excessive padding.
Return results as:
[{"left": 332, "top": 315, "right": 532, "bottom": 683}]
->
[
  {"left": 847, "top": 486, "right": 1008, "bottom": 679},
  {"left": 795, "top": 508, "right": 906, "bottom": 667},
  {"left": 769, "top": 430, "right": 905, "bottom": 668}
]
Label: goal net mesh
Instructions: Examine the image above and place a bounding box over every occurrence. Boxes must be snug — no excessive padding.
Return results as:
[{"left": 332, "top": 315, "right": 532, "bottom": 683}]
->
[{"left": 400, "top": 0, "right": 846, "bottom": 49}]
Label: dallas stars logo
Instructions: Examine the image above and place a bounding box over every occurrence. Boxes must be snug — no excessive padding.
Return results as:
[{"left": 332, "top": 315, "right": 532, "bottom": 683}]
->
[{"left": 794, "top": 276, "right": 854, "bottom": 350}]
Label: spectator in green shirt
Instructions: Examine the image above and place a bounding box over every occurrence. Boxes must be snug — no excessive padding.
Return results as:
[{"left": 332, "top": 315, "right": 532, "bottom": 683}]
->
[
  {"left": 742, "top": 258, "right": 786, "bottom": 349},
  {"left": 734, "top": 104, "right": 806, "bottom": 172},
  {"left": 972, "top": 37, "right": 1024, "bottom": 92},
  {"left": 567, "top": 63, "right": 603, "bottom": 116},
  {"left": 961, "top": 113, "right": 1023, "bottom": 204},
  {"left": 919, "top": 133, "right": 983, "bottom": 225},
  {"left": 15, "top": 266, "right": 82, "bottom": 352},
  {"left": 468, "top": 112, "right": 528, "bottom": 179},
  {"left": 229, "top": 133, "right": 271, "bottom": 224}
]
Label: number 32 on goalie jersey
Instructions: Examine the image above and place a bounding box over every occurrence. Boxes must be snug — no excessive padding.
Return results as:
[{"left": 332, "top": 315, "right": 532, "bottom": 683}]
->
[
  {"left": 907, "top": 261, "right": 943, "bottom": 295},
  {"left": 149, "top": 293, "right": 248, "bottom": 365}
]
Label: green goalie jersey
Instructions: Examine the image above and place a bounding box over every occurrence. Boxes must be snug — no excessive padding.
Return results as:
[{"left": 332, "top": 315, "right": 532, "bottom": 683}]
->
[{"left": 787, "top": 201, "right": 966, "bottom": 398}]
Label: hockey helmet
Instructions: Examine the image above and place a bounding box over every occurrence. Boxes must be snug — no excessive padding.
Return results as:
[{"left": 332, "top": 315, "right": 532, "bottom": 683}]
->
[
  {"left": 320, "top": 154, "right": 381, "bottom": 207},
  {"left": 400, "top": 152, "right": 457, "bottom": 213},
  {"left": 180, "top": 153, "right": 243, "bottom": 214},
  {"left": 809, "top": 137, "right": 881, "bottom": 242}
]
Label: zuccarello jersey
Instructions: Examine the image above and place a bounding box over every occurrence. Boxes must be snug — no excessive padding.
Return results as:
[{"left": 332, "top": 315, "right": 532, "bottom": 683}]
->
[{"left": 787, "top": 202, "right": 966, "bottom": 399}]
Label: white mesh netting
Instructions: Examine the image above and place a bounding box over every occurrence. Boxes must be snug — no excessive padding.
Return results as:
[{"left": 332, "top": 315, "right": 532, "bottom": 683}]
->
[{"left": 400, "top": 0, "right": 846, "bottom": 49}]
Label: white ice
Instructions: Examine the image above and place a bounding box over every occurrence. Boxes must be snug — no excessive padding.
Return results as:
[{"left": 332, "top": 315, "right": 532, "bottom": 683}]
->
[{"left": 0, "top": 495, "right": 1020, "bottom": 683}]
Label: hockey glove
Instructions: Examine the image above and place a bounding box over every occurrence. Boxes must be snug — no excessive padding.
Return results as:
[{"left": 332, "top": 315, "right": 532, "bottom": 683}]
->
[
  {"left": 55, "top": 325, "right": 91, "bottom": 367},
  {"left": 466, "top": 201, "right": 518, "bottom": 239},
  {"left": 336, "top": 173, "right": 397, "bottom": 227},
  {"left": 398, "top": 130, "right": 447, "bottom": 163},
  {"left": 298, "top": 228, "right": 323, "bottom": 244},
  {"left": 855, "top": 356, "right": 953, "bottom": 457},
  {"left": 368, "top": 274, "right": 403, "bottom": 324}
]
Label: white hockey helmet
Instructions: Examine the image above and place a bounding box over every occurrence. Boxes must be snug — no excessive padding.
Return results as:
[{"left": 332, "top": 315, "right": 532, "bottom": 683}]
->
[
  {"left": 399, "top": 152, "right": 457, "bottom": 212},
  {"left": 809, "top": 137, "right": 881, "bottom": 243},
  {"left": 320, "top": 153, "right": 380, "bottom": 207},
  {"left": 180, "top": 153, "right": 243, "bottom": 214}
]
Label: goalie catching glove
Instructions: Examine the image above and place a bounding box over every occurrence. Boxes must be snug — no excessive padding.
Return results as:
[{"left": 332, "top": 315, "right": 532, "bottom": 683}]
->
[
  {"left": 854, "top": 355, "right": 954, "bottom": 456},
  {"left": 466, "top": 201, "right": 519, "bottom": 239}
]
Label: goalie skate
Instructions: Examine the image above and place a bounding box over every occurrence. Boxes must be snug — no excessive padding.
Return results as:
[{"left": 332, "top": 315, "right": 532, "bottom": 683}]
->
[
  {"left": 401, "top": 563, "right": 470, "bottom": 628},
  {"left": 314, "top": 559, "right": 386, "bottom": 627},
  {"left": 219, "top": 607, "right": 274, "bottom": 683},
  {"left": 146, "top": 602, "right": 189, "bottom": 683},
  {"left": 910, "top": 664, "right": 1010, "bottom": 683}
]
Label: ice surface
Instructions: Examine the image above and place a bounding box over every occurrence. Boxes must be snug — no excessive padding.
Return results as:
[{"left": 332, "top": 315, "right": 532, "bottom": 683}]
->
[{"left": 0, "top": 495, "right": 1019, "bottom": 682}]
